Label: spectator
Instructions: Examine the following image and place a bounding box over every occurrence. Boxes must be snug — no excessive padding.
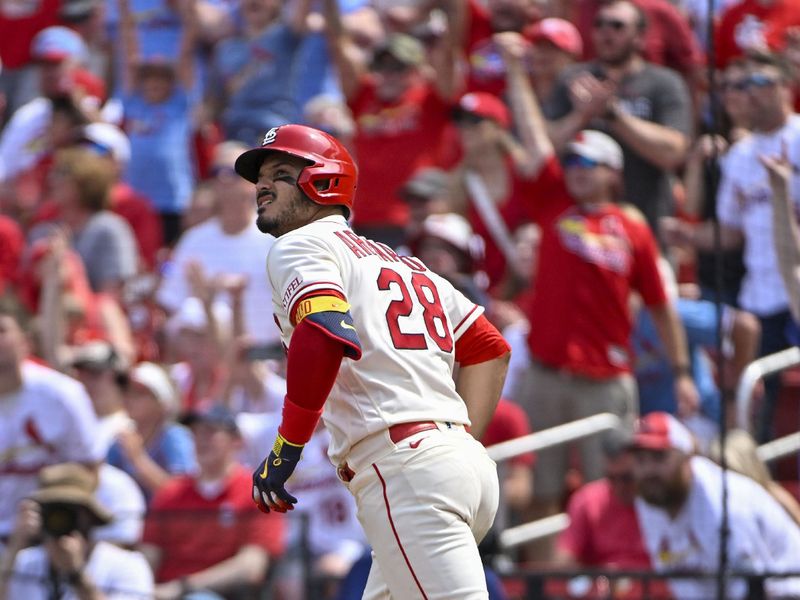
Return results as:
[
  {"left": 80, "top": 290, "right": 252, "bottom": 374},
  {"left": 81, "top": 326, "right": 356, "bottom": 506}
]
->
[
  {"left": 662, "top": 53, "right": 800, "bottom": 442},
  {"left": 525, "top": 18, "right": 584, "bottom": 113},
  {"left": 571, "top": 0, "right": 705, "bottom": 85},
  {"left": 714, "top": 0, "right": 800, "bottom": 68},
  {"left": 107, "top": 361, "right": 196, "bottom": 498},
  {"left": 156, "top": 140, "right": 279, "bottom": 346},
  {"left": 118, "top": 0, "right": 197, "bottom": 245},
  {"left": 630, "top": 411, "right": 800, "bottom": 599},
  {"left": 499, "top": 33, "right": 698, "bottom": 556},
  {"left": 709, "top": 429, "right": 800, "bottom": 526},
  {"left": 69, "top": 340, "right": 134, "bottom": 457},
  {"left": 0, "top": 463, "right": 153, "bottom": 599},
  {"left": 140, "top": 405, "right": 285, "bottom": 599},
  {"left": 0, "top": 26, "right": 102, "bottom": 185},
  {"left": 546, "top": 0, "right": 693, "bottom": 234},
  {"left": 221, "top": 336, "right": 286, "bottom": 415},
  {"left": 0, "top": 215, "right": 24, "bottom": 295},
  {"left": 0, "top": 302, "right": 102, "bottom": 540},
  {"left": 679, "top": 60, "right": 751, "bottom": 307},
  {"left": 463, "top": 0, "right": 544, "bottom": 96},
  {"left": 450, "top": 88, "right": 535, "bottom": 290},
  {"left": 398, "top": 166, "right": 454, "bottom": 246},
  {"left": 209, "top": 0, "right": 328, "bottom": 144},
  {"left": 94, "top": 462, "right": 147, "bottom": 549},
  {"left": 48, "top": 147, "right": 138, "bottom": 295},
  {"left": 324, "top": 0, "right": 462, "bottom": 247}
]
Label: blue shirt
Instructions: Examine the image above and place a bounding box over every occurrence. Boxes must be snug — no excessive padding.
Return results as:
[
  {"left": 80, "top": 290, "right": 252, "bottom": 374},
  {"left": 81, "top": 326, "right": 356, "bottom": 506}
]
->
[
  {"left": 123, "top": 88, "right": 194, "bottom": 213},
  {"left": 107, "top": 423, "right": 197, "bottom": 499},
  {"left": 633, "top": 298, "right": 724, "bottom": 421}
]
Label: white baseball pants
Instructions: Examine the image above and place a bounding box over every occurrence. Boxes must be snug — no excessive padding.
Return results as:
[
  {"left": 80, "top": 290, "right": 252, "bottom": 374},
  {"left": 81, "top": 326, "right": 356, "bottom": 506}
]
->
[{"left": 343, "top": 423, "right": 499, "bottom": 599}]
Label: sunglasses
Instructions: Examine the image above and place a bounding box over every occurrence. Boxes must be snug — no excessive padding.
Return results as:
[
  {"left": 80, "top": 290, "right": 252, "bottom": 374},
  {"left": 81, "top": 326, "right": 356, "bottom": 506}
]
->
[
  {"left": 563, "top": 153, "right": 601, "bottom": 169},
  {"left": 210, "top": 165, "right": 238, "bottom": 179},
  {"left": 452, "top": 109, "right": 487, "bottom": 126},
  {"left": 371, "top": 59, "right": 411, "bottom": 74},
  {"left": 593, "top": 17, "right": 627, "bottom": 31},
  {"left": 720, "top": 73, "right": 781, "bottom": 92}
]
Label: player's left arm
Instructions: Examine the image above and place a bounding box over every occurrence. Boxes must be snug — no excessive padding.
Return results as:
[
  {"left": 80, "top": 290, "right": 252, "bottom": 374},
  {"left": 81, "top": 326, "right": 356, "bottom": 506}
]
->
[{"left": 455, "top": 314, "right": 511, "bottom": 439}]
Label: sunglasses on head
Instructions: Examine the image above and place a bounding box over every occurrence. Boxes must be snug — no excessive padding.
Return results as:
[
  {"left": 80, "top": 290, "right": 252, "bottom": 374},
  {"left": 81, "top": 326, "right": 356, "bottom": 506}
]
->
[
  {"left": 563, "top": 153, "right": 601, "bottom": 169},
  {"left": 593, "top": 17, "right": 627, "bottom": 31}
]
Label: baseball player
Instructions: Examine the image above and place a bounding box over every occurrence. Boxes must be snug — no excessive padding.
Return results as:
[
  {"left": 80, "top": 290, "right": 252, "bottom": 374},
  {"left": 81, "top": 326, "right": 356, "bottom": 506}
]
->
[{"left": 235, "top": 124, "right": 511, "bottom": 599}]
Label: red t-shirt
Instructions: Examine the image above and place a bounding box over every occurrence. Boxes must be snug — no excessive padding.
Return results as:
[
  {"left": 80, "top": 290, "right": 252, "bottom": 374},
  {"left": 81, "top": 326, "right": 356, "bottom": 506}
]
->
[
  {"left": 558, "top": 479, "right": 650, "bottom": 568},
  {"left": 481, "top": 398, "right": 536, "bottom": 468},
  {"left": 574, "top": 0, "right": 704, "bottom": 76},
  {"left": 142, "top": 465, "right": 286, "bottom": 583},
  {"left": 348, "top": 76, "right": 456, "bottom": 228},
  {"left": 715, "top": 0, "right": 800, "bottom": 67},
  {"left": 111, "top": 183, "right": 164, "bottom": 271},
  {"left": 0, "top": 215, "right": 24, "bottom": 295},
  {"left": 464, "top": 0, "right": 507, "bottom": 96},
  {"left": 521, "top": 158, "right": 666, "bottom": 378},
  {"left": 466, "top": 163, "right": 534, "bottom": 288},
  {"left": 0, "top": 0, "right": 61, "bottom": 69}
]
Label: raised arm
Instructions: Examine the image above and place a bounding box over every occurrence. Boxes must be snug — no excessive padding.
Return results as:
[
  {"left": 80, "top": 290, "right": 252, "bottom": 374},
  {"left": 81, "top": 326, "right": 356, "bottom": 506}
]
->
[
  {"left": 175, "top": 0, "right": 198, "bottom": 91},
  {"left": 118, "top": 0, "right": 138, "bottom": 95},
  {"left": 322, "top": 0, "right": 364, "bottom": 101},
  {"left": 495, "top": 31, "right": 553, "bottom": 179},
  {"left": 425, "top": 0, "right": 466, "bottom": 101}
]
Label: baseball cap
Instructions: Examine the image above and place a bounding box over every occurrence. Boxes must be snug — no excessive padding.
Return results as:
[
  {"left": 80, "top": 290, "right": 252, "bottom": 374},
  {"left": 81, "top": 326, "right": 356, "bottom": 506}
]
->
[
  {"left": 70, "top": 340, "right": 127, "bottom": 373},
  {"left": 525, "top": 18, "right": 583, "bottom": 57},
  {"left": 129, "top": 362, "right": 179, "bottom": 416},
  {"left": 630, "top": 412, "right": 695, "bottom": 454},
  {"left": 31, "top": 26, "right": 89, "bottom": 64},
  {"left": 419, "top": 213, "right": 484, "bottom": 261},
  {"left": 401, "top": 167, "right": 450, "bottom": 201},
  {"left": 81, "top": 123, "right": 131, "bottom": 166},
  {"left": 453, "top": 92, "right": 511, "bottom": 129},
  {"left": 566, "top": 129, "right": 624, "bottom": 170},
  {"left": 180, "top": 404, "right": 240, "bottom": 435},
  {"left": 31, "top": 463, "right": 112, "bottom": 526},
  {"left": 372, "top": 33, "right": 426, "bottom": 67}
]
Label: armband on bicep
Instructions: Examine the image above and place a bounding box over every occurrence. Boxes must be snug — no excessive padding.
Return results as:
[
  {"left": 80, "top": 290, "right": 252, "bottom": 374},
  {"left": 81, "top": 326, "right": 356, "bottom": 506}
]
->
[{"left": 294, "top": 295, "right": 362, "bottom": 359}]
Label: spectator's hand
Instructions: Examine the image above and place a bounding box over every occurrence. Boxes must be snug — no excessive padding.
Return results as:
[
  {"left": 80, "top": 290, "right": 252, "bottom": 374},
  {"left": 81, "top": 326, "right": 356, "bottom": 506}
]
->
[
  {"left": 154, "top": 581, "right": 183, "bottom": 600},
  {"left": 10, "top": 499, "right": 41, "bottom": 546},
  {"left": 660, "top": 216, "right": 695, "bottom": 248},
  {"left": 493, "top": 31, "right": 530, "bottom": 64},
  {"left": 116, "top": 428, "right": 146, "bottom": 462},
  {"left": 46, "top": 531, "right": 88, "bottom": 574},
  {"left": 759, "top": 141, "right": 793, "bottom": 192},
  {"left": 185, "top": 260, "right": 215, "bottom": 305},
  {"left": 217, "top": 273, "right": 249, "bottom": 301},
  {"left": 568, "top": 72, "right": 617, "bottom": 122},
  {"left": 689, "top": 134, "right": 728, "bottom": 163},
  {"left": 674, "top": 373, "right": 700, "bottom": 418}
]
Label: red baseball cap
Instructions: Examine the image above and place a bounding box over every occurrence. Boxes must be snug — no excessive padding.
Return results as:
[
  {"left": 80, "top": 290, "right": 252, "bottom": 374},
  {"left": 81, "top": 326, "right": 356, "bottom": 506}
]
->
[
  {"left": 454, "top": 92, "right": 510, "bottom": 129},
  {"left": 525, "top": 18, "right": 583, "bottom": 58},
  {"left": 630, "top": 412, "right": 695, "bottom": 454}
]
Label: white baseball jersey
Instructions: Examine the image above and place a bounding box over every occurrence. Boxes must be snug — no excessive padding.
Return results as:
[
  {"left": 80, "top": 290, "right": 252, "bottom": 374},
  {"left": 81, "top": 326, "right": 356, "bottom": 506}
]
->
[
  {"left": 635, "top": 456, "right": 800, "bottom": 599},
  {"left": 0, "top": 361, "right": 103, "bottom": 536},
  {"left": 717, "top": 114, "right": 800, "bottom": 315},
  {"left": 267, "top": 215, "right": 483, "bottom": 465}
]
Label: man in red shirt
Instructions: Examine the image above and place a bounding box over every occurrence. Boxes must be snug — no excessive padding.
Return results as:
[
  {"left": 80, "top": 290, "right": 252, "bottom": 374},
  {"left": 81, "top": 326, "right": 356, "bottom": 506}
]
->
[
  {"left": 323, "top": 0, "right": 462, "bottom": 248},
  {"left": 498, "top": 31, "right": 698, "bottom": 553},
  {"left": 140, "top": 405, "right": 285, "bottom": 598}
]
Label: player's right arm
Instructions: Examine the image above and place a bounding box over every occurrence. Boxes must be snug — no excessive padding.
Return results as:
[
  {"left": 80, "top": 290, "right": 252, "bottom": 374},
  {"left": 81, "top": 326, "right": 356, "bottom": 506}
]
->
[{"left": 454, "top": 315, "right": 511, "bottom": 439}]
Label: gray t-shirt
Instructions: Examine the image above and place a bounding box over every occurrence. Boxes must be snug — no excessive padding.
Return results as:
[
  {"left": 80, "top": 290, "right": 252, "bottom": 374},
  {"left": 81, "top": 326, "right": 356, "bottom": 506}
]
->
[
  {"left": 73, "top": 211, "right": 138, "bottom": 291},
  {"left": 546, "top": 62, "right": 692, "bottom": 231}
]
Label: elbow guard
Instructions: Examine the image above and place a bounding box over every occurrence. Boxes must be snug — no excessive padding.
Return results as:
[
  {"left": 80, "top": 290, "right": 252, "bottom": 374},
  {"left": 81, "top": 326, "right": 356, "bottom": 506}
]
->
[{"left": 294, "top": 295, "right": 362, "bottom": 359}]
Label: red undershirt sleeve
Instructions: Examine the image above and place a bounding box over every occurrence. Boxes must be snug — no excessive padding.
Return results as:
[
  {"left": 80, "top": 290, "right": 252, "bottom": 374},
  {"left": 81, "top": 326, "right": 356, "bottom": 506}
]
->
[
  {"left": 278, "top": 317, "right": 345, "bottom": 445},
  {"left": 455, "top": 314, "right": 511, "bottom": 366}
]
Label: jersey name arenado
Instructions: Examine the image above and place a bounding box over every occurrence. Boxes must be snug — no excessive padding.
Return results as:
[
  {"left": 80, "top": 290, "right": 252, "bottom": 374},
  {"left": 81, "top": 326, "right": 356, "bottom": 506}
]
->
[{"left": 267, "top": 215, "right": 483, "bottom": 465}]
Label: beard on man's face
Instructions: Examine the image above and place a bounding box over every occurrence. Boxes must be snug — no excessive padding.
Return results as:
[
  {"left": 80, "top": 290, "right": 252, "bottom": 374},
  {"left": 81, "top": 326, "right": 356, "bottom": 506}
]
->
[{"left": 637, "top": 469, "right": 689, "bottom": 509}]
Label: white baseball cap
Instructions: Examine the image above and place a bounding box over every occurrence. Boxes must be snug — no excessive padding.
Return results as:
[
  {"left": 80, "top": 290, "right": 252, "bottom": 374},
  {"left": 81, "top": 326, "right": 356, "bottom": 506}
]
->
[
  {"left": 129, "top": 362, "right": 178, "bottom": 415},
  {"left": 567, "top": 129, "right": 624, "bottom": 170},
  {"left": 82, "top": 122, "right": 131, "bottom": 166},
  {"left": 420, "top": 213, "right": 484, "bottom": 261}
]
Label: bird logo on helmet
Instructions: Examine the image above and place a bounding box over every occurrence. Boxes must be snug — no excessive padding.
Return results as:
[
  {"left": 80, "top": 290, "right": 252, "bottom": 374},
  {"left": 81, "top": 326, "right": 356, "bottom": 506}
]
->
[{"left": 235, "top": 124, "right": 358, "bottom": 216}]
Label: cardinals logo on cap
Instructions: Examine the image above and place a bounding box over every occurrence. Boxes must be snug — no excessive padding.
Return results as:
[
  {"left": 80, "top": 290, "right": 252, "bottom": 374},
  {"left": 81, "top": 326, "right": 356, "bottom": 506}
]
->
[{"left": 262, "top": 127, "right": 279, "bottom": 146}]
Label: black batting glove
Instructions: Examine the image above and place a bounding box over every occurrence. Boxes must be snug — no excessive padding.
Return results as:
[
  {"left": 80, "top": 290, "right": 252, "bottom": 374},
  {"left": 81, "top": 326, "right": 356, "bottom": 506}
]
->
[{"left": 252, "top": 433, "right": 304, "bottom": 513}]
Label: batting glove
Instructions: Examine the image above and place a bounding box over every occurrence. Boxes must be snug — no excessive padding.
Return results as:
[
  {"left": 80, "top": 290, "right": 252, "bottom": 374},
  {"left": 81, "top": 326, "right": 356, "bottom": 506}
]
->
[{"left": 252, "top": 433, "right": 303, "bottom": 513}]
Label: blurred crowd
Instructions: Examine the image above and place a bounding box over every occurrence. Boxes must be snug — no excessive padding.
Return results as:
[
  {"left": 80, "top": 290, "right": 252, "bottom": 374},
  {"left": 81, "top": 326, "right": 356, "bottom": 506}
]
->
[{"left": 2, "top": 0, "right": 800, "bottom": 597}]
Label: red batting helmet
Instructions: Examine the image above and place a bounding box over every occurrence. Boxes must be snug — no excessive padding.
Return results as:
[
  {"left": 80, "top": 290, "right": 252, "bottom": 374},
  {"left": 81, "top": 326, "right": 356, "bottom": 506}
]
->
[{"left": 234, "top": 124, "right": 358, "bottom": 213}]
